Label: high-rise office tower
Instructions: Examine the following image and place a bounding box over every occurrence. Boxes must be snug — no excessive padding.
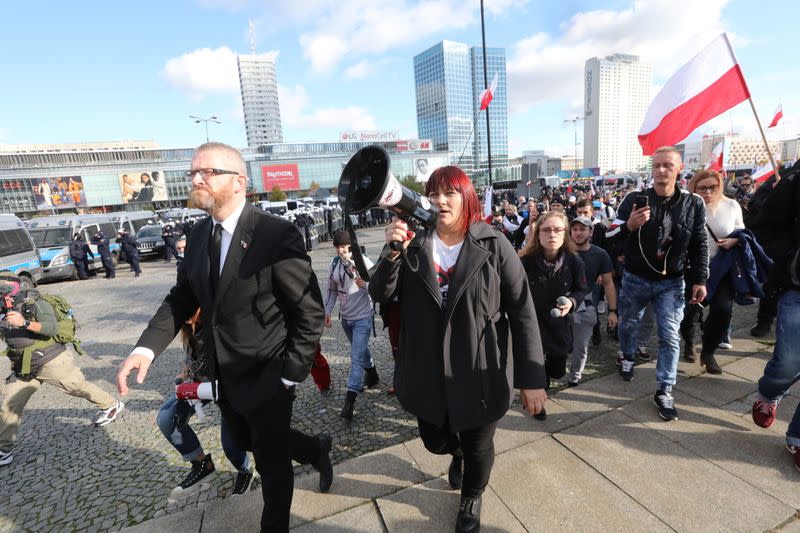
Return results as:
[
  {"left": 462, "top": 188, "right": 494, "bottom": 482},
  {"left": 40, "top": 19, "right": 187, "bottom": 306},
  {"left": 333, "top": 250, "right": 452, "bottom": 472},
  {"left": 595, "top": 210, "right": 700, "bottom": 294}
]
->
[
  {"left": 414, "top": 41, "right": 508, "bottom": 179},
  {"left": 238, "top": 53, "right": 283, "bottom": 148},
  {"left": 584, "top": 54, "right": 652, "bottom": 173}
]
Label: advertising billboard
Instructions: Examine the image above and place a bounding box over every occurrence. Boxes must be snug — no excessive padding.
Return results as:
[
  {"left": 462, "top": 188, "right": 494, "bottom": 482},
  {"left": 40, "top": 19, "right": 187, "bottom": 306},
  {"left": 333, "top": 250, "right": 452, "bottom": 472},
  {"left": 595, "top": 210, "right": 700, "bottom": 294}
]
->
[
  {"left": 395, "top": 140, "right": 433, "bottom": 152},
  {"left": 118, "top": 170, "right": 168, "bottom": 204},
  {"left": 33, "top": 176, "right": 87, "bottom": 209},
  {"left": 261, "top": 164, "right": 300, "bottom": 191},
  {"left": 339, "top": 130, "right": 399, "bottom": 142},
  {"left": 414, "top": 158, "right": 440, "bottom": 182}
]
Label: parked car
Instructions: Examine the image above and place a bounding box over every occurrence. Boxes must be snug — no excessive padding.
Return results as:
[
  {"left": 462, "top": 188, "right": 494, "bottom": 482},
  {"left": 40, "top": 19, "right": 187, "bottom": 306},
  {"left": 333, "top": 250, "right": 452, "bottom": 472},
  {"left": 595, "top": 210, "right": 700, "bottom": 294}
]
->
[{"left": 135, "top": 224, "right": 165, "bottom": 258}]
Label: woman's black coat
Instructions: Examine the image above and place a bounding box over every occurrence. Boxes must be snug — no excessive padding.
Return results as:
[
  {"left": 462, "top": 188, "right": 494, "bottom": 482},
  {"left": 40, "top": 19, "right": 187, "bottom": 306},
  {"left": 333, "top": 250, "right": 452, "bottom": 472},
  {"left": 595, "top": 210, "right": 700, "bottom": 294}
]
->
[{"left": 369, "top": 221, "right": 547, "bottom": 432}]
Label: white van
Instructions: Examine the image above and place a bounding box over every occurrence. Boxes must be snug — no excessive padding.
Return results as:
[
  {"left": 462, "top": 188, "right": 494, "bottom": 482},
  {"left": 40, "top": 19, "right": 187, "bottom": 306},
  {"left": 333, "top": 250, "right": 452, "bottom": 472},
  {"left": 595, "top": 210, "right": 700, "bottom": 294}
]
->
[{"left": 0, "top": 214, "right": 42, "bottom": 290}]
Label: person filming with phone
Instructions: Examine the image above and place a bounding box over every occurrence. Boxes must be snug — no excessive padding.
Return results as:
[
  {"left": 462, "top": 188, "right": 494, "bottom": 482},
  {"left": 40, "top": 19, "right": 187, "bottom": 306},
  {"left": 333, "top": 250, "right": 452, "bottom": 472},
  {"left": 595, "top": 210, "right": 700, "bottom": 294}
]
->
[{"left": 606, "top": 146, "right": 708, "bottom": 422}]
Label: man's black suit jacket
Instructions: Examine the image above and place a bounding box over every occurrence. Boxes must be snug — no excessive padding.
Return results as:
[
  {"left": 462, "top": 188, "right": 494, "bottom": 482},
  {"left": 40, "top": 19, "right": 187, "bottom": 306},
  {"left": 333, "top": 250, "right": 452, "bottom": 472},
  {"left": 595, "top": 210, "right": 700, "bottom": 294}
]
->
[{"left": 136, "top": 202, "right": 325, "bottom": 414}]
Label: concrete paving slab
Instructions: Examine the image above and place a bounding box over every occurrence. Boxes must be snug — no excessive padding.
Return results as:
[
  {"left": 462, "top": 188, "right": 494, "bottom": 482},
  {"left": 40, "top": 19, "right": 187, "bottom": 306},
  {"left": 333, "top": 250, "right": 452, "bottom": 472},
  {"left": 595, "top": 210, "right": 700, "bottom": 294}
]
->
[
  {"left": 551, "top": 366, "right": 656, "bottom": 421},
  {"left": 377, "top": 477, "right": 524, "bottom": 533},
  {"left": 675, "top": 371, "right": 757, "bottom": 407},
  {"left": 199, "top": 489, "right": 262, "bottom": 532},
  {"left": 290, "top": 502, "right": 384, "bottom": 532},
  {"left": 493, "top": 402, "right": 582, "bottom": 454},
  {"left": 289, "top": 443, "right": 427, "bottom": 528},
  {"left": 402, "top": 437, "right": 449, "bottom": 480},
  {"left": 723, "top": 355, "right": 769, "bottom": 383},
  {"left": 119, "top": 507, "right": 203, "bottom": 533},
  {"left": 554, "top": 410, "right": 794, "bottom": 532},
  {"left": 491, "top": 437, "right": 670, "bottom": 532},
  {"left": 778, "top": 517, "right": 800, "bottom": 532},
  {"left": 621, "top": 390, "right": 800, "bottom": 508}
]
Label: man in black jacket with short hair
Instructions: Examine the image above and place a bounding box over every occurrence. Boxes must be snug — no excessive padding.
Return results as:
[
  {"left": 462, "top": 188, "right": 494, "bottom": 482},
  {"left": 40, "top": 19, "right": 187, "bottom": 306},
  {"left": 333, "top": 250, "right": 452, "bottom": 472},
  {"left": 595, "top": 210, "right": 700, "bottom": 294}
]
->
[{"left": 606, "top": 146, "right": 708, "bottom": 421}]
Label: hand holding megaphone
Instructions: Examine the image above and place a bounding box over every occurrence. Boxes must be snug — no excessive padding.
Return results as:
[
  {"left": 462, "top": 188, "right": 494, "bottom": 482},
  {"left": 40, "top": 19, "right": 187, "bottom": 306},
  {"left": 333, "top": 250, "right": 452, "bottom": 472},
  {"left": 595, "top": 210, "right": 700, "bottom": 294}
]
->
[
  {"left": 385, "top": 217, "right": 415, "bottom": 255},
  {"left": 550, "top": 295, "right": 572, "bottom": 318}
]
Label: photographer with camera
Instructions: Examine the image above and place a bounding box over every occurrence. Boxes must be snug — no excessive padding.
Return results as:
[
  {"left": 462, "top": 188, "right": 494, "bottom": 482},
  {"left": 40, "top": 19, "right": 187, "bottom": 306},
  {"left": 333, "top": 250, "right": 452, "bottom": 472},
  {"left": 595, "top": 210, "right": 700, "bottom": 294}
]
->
[
  {"left": 324, "top": 230, "right": 379, "bottom": 421},
  {"left": 0, "top": 273, "right": 123, "bottom": 466},
  {"left": 369, "top": 166, "right": 547, "bottom": 533}
]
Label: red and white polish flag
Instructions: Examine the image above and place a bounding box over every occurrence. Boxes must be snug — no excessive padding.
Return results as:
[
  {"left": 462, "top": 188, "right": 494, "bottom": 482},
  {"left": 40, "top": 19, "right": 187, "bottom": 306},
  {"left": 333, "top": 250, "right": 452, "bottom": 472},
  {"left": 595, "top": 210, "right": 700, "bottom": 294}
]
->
[
  {"left": 752, "top": 162, "right": 775, "bottom": 183},
  {"left": 768, "top": 104, "right": 783, "bottom": 128},
  {"left": 705, "top": 140, "right": 725, "bottom": 171},
  {"left": 638, "top": 33, "right": 750, "bottom": 155},
  {"left": 479, "top": 72, "right": 499, "bottom": 111}
]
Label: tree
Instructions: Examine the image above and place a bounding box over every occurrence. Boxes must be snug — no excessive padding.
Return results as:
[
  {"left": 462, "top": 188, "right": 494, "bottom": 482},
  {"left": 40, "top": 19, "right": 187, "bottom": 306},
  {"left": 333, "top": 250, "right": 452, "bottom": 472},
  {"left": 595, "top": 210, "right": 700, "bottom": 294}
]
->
[
  {"left": 307, "top": 180, "right": 321, "bottom": 193},
  {"left": 399, "top": 175, "right": 425, "bottom": 194},
  {"left": 270, "top": 185, "right": 287, "bottom": 201}
]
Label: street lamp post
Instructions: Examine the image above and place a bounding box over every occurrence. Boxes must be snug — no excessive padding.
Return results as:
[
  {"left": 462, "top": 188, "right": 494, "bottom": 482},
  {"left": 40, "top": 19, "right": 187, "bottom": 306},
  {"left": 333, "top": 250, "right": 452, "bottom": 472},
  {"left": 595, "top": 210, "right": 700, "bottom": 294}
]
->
[
  {"left": 189, "top": 115, "right": 221, "bottom": 142},
  {"left": 563, "top": 116, "right": 584, "bottom": 172}
]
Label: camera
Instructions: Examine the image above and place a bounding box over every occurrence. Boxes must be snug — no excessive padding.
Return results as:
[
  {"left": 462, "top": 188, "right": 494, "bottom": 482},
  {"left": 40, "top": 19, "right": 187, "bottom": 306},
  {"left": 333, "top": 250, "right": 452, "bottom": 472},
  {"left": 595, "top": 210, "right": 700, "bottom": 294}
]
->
[{"left": 21, "top": 302, "right": 35, "bottom": 319}]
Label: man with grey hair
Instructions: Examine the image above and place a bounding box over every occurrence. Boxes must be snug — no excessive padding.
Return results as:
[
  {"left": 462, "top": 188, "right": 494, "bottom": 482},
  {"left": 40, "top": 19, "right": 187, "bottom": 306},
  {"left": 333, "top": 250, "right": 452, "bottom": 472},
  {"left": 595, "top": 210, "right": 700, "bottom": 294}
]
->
[
  {"left": 606, "top": 146, "right": 708, "bottom": 421},
  {"left": 117, "top": 142, "right": 331, "bottom": 531}
]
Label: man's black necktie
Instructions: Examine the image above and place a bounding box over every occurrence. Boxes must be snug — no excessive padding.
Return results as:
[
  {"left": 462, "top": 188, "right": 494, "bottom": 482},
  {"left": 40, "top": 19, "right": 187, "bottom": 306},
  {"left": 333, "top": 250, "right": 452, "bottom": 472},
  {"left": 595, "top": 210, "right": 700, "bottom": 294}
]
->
[{"left": 209, "top": 223, "right": 222, "bottom": 294}]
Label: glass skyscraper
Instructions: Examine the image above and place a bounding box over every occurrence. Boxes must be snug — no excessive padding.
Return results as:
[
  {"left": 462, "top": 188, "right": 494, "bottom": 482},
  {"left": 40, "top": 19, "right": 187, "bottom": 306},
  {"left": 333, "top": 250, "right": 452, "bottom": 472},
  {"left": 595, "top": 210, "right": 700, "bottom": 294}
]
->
[{"left": 414, "top": 41, "right": 508, "bottom": 182}]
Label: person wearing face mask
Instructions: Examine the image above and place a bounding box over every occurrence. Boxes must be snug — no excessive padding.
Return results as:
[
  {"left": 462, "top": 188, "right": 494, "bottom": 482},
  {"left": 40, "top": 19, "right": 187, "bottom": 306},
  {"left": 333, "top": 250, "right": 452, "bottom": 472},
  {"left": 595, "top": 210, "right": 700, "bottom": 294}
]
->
[
  {"left": 370, "top": 166, "right": 547, "bottom": 533},
  {"left": 323, "top": 230, "right": 378, "bottom": 421}
]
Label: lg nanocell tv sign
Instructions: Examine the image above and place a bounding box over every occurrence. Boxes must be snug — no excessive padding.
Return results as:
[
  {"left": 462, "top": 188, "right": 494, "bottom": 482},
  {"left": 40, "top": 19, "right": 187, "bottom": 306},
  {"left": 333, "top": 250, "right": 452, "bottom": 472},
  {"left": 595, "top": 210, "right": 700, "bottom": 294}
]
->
[{"left": 261, "top": 164, "right": 300, "bottom": 191}]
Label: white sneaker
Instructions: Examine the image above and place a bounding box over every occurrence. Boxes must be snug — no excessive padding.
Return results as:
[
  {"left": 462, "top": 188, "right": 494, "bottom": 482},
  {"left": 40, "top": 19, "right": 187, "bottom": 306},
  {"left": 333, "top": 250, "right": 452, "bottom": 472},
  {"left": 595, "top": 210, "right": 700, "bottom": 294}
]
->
[
  {"left": 0, "top": 450, "right": 12, "bottom": 466},
  {"left": 718, "top": 341, "right": 732, "bottom": 350},
  {"left": 95, "top": 400, "right": 124, "bottom": 427}
]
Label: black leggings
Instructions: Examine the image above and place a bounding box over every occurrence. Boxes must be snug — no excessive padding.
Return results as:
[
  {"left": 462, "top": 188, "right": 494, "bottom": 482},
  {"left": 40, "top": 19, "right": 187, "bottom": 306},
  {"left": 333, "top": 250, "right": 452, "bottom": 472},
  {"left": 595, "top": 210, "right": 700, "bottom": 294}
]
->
[
  {"left": 681, "top": 273, "right": 733, "bottom": 355},
  {"left": 545, "top": 353, "right": 568, "bottom": 381},
  {"left": 417, "top": 418, "right": 498, "bottom": 499}
]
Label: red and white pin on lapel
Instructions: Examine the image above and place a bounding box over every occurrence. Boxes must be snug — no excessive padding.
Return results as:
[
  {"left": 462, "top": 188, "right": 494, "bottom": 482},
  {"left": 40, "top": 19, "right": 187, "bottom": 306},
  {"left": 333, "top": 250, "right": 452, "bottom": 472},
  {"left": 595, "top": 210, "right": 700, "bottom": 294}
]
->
[{"left": 241, "top": 240, "right": 248, "bottom": 249}]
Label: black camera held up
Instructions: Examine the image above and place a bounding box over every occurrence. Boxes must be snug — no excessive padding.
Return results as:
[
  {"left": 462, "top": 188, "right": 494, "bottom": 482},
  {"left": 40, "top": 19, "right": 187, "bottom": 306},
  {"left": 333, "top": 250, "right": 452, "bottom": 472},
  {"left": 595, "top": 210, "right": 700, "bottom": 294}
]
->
[{"left": 338, "top": 145, "right": 439, "bottom": 279}]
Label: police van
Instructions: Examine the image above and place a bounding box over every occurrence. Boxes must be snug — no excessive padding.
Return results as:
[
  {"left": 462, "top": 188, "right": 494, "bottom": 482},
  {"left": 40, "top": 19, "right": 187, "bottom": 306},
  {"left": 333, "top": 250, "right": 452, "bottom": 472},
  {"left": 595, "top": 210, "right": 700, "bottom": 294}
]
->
[
  {"left": 109, "top": 210, "right": 157, "bottom": 236},
  {"left": 26, "top": 214, "right": 122, "bottom": 281},
  {"left": 0, "top": 214, "right": 42, "bottom": 290}
]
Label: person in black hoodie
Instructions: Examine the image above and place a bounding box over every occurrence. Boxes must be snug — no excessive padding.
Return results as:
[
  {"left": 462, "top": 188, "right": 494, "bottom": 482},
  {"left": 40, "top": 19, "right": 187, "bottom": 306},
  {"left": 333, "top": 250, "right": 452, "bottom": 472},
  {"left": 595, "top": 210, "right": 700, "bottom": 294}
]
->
[{"left": 519, "top": 210, "right": 588, "bottom": 417}]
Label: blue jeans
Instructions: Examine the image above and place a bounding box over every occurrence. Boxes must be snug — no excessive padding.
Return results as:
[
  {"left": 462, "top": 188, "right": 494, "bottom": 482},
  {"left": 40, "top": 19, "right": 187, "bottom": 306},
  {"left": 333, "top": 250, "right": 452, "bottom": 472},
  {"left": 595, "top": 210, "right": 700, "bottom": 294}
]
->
[
  {"left": 157, "top": 395, "right": 248, "bottom": 471},
  {"left": 619, "top": 271, "right": 685, "bottom": 389},
  {"left": 757, "top": 289, "right": 800, "bottom": 447},
  {"left": 342, "top": 316, "right": 375, "bottom": 393}
]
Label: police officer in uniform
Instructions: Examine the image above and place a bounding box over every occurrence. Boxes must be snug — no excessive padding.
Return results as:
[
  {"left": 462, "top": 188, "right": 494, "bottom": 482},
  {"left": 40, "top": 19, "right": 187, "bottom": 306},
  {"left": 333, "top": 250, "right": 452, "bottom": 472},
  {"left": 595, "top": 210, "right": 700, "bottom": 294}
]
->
[
  {"left": 116, "top": 229, "right": 141, "bottom": 277},
  {"left": 69, "top": 234, "right": 93, "bottom": 280},
  {"left": 92, "top": 230, "right": 115, "bottom": 279},
  {"left": 161, "top": 223, "right": 179, "bottom": 263}
]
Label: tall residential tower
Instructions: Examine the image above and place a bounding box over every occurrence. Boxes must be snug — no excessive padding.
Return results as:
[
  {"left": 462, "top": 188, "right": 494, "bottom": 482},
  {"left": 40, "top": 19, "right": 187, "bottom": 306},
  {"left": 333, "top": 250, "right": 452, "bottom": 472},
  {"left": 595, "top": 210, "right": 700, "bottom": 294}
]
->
[
  {"left": 414, "top": 41, "right": 508, "bottom": 180},
  {"left": 584, "top": 54, "right": 652, "bottom": 173},
  {"left": 238, "top": 53, "right": 283, "bottom": 148}
]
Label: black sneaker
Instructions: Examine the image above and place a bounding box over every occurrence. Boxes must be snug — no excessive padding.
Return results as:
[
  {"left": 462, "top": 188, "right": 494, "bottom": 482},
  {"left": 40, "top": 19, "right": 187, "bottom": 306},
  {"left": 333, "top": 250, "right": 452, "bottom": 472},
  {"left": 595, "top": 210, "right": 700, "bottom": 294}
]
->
[
  {"left": 168, "top": 454, "right": 215, "bottom": 502},
  {"left": 653, "top": 390, "right": 678, "bottom": 421},
  {"left": 636, "top": 346, "right": 651, "bottom": 361},
  {"left": 618, "top": 358, "right": 635, "bottom": 381},
  {"left": 364, "top": 366, "right": 379, "bottom": 388},
  {"left": 232, "top": 466, "right": 254, "bottom": 496}
]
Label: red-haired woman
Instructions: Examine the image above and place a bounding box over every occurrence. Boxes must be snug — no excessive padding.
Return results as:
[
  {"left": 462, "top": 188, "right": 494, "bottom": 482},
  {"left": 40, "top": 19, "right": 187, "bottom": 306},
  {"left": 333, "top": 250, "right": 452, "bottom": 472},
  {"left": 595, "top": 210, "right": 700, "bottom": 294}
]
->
[{"left": 370, "top": 166, "right": 547, "bottom": 533}]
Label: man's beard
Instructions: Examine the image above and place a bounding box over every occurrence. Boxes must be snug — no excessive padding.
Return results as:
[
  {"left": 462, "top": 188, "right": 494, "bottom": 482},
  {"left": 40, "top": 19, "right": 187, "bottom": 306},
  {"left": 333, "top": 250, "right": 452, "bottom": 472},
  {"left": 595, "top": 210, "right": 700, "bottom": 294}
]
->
[
  {"left": 573, "top": 236, "right": 590, "bottom": 246},
  {"left": 188, "top": 186, "right": 233, "bottom": 214}
]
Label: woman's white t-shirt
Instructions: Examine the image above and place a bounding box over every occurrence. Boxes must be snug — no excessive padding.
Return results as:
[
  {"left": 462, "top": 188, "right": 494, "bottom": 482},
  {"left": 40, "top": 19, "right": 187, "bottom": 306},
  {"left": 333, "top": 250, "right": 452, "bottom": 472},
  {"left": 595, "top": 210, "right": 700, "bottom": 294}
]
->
[{"left": 432, "top": 231, "right": 464, "bottom": 307}]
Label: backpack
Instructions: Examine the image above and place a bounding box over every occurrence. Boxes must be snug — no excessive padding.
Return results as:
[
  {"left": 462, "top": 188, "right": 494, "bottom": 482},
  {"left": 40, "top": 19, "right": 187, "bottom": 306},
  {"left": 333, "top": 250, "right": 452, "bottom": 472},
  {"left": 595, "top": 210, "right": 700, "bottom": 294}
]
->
[{"left": 36, "top": 293, "right": 86, "bottom": 356}]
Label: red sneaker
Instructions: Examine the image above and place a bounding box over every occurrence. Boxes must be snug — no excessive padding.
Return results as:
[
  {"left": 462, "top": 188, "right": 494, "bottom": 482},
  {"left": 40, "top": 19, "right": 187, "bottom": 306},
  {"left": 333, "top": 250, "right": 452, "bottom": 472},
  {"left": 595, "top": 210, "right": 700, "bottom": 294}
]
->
[
  {"left": 788, "top": 445, "right": 799, "bottom": 473},
  {"left": 752, "top": 399, "right": 777, "bottom": 428}
]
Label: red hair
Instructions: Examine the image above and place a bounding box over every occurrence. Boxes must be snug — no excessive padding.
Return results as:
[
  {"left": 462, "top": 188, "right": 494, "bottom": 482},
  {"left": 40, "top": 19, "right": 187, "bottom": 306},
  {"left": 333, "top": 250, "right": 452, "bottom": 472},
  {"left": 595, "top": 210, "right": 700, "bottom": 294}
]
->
[{"left": 424, "top": 166, "right": 482, "bottom": 234}]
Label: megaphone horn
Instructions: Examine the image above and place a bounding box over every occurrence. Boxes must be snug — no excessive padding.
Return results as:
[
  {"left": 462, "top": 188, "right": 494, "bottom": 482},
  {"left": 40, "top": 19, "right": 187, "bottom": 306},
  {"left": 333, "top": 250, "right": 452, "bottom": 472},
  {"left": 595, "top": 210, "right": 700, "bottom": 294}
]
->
[{"left": 338, "top": 145, "right": 438, "bottom": 228}]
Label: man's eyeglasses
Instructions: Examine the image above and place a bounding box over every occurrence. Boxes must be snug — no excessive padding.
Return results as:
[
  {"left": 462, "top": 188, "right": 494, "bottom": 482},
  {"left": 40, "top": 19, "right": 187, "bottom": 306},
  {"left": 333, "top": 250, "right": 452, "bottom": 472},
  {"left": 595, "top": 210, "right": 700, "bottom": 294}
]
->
[
  {"left": 697, "top": 185, "right": 719, "bottom": 193},
  {"left": 185, "top": 168, "right": 240, "bottom": 179}
]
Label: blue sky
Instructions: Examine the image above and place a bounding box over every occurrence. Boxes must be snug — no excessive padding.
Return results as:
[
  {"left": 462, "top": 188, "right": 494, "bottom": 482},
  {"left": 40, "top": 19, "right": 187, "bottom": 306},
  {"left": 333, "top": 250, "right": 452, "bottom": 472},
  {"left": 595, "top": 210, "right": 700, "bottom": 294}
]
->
[{"left": 1, "top": 0, "right": 798, "bottom": 158}]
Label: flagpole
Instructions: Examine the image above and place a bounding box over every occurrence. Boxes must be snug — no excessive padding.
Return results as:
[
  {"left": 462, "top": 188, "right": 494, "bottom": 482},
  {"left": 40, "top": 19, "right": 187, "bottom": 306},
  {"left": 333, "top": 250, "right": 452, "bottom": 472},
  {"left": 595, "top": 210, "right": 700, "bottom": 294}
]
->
[
  {"left": 480, "top": 0, "right": 493, "bottom": 186},
  {"left": 747, "top": 97, "right": 781, "bottom": 182}
]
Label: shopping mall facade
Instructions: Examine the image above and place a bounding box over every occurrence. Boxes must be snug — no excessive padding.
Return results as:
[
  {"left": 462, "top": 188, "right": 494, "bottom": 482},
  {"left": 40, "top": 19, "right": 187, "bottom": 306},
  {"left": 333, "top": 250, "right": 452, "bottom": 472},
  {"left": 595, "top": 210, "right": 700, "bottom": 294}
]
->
[{"left": 0, "top": 136, "right": 449, "bottom": 216}]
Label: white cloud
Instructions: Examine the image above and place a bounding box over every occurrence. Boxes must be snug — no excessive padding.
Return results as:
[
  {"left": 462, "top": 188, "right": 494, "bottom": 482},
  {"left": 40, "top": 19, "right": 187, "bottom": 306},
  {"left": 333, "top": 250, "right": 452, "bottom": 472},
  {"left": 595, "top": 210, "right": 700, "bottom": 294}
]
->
[
  {"left": 507, "top": 0, "right": 730, "bottom": 114},
  {"left": 278, "top": 84, "right": 376, "bottom": 130},
  {"left": 161, "top": 47, "right": 280, "bottom": 102},
  {"left": 344, "top": 60, "right": 375, "bottom": 80}
]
